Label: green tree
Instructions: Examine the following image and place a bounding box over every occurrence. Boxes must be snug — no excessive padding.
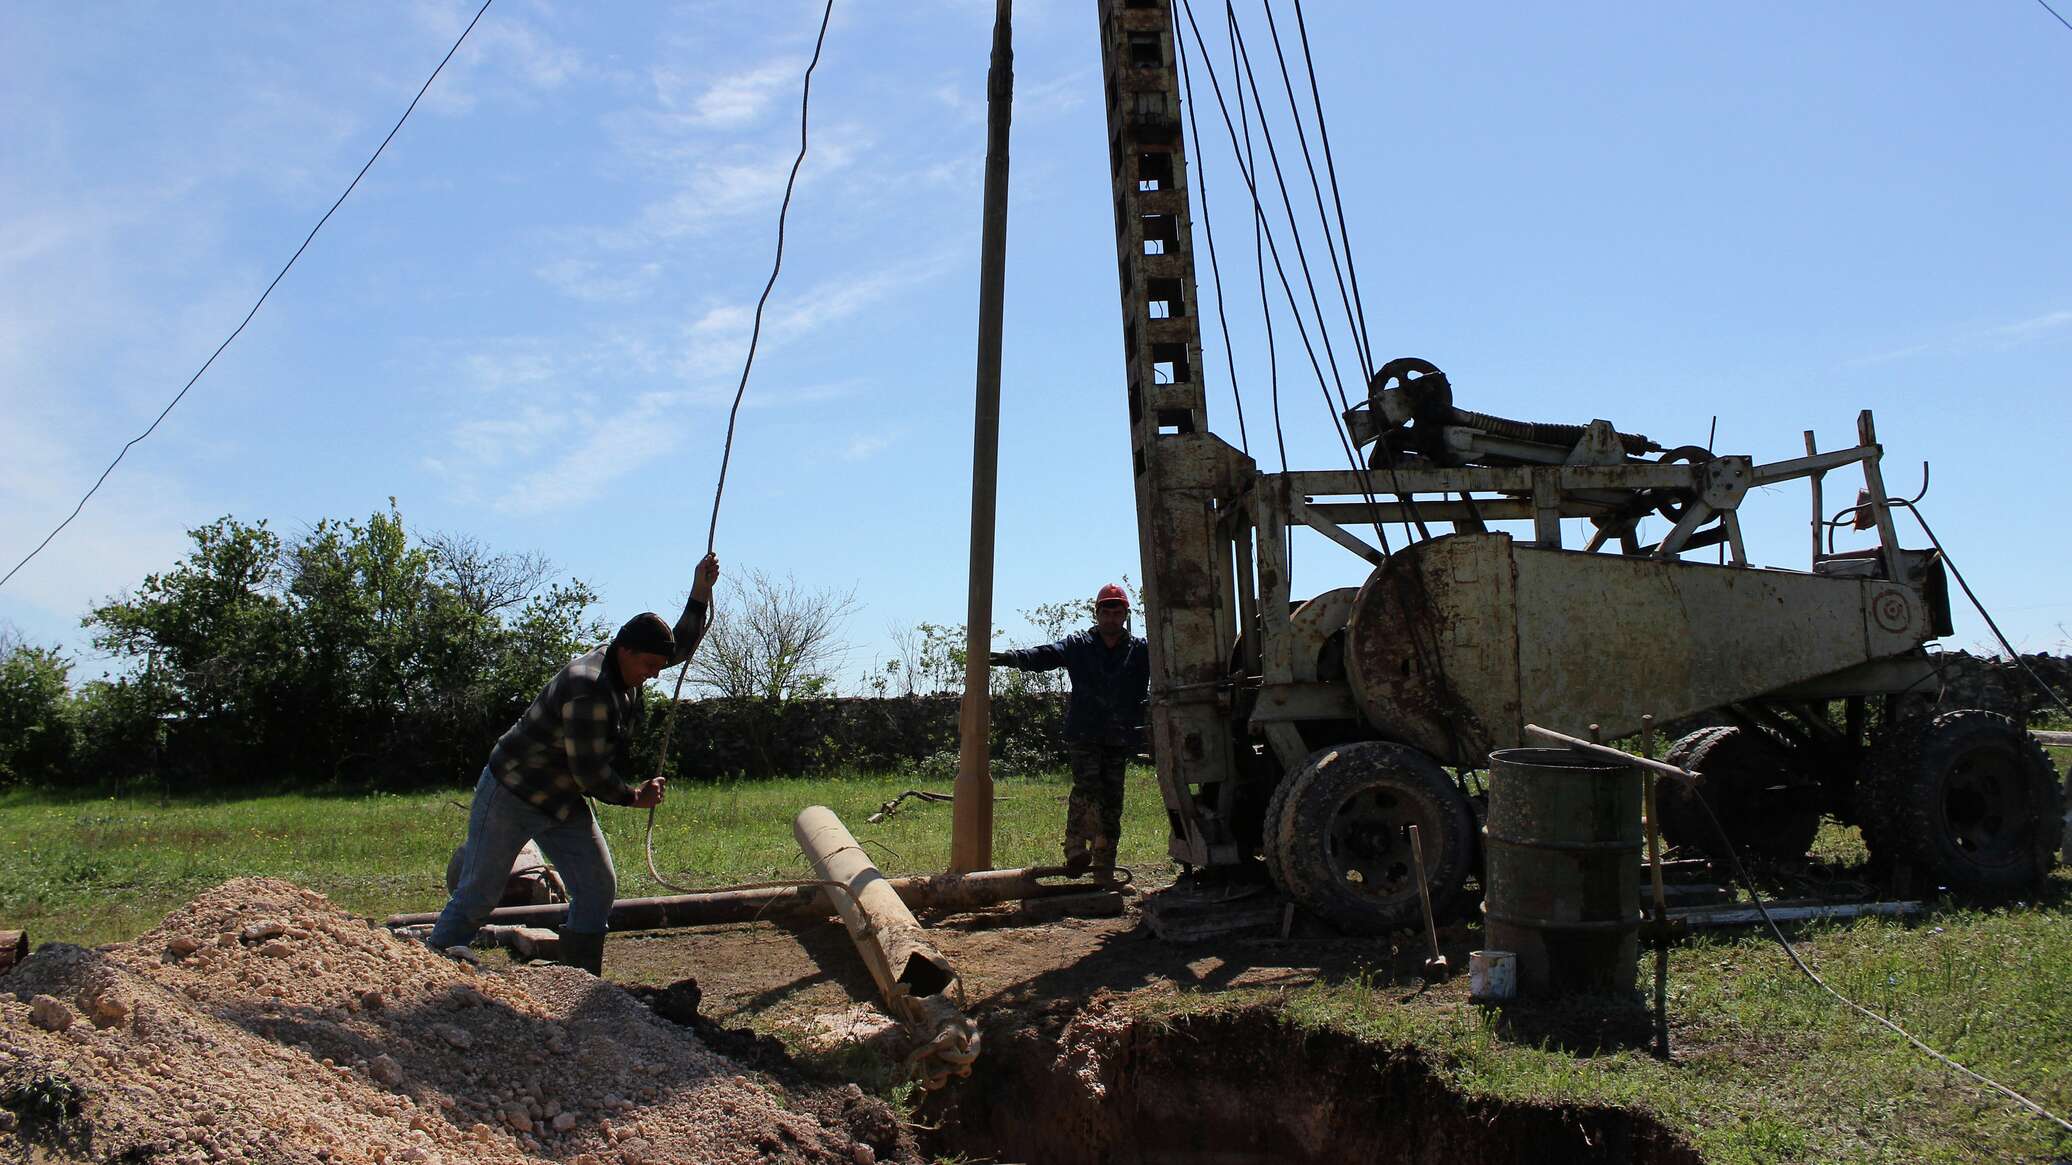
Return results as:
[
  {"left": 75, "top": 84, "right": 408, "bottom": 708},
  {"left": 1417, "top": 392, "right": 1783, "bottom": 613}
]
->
[
  {"left": 85, "top": 516, "right": 296, "bottom": 777},
  {"left": 79, "top": 507, "right": 605, "bottom": 790},
  {"left": 0, "top": 638, "right": 73, "bottom": 786}
]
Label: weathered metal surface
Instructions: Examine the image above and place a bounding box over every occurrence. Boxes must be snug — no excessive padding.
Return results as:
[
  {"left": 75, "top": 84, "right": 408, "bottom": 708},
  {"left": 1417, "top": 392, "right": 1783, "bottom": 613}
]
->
[
  {"left": 381, "top": 866, "right": 1108, "bottom": 930},
  {"left": 1482, "top": 747, "right": 1643, "bottom": 997},
  {"left": 1285, "top": 587, "right": 1358, "bottom": 683},
  {"left": 1342, "top": 535, "right": 1515, "bottom": 764},
  {"left": 796, "top": 806, "right": 976, "bottom": 1090},
  {"left": 1668, "top": 899, "right": 1922, "bottom": 928},
  {"left": 1344, "top": 534, "right": 1936, "bottom": 762},
  {"left": 1142, "top": 882, "right": 1285, "bottom": 942},
  {"left": 1100, "top": 0, "right": 1250, "bottom": 869},
  {"left": 1248, "top": 682, "right": 1358, "bottom": 724}
]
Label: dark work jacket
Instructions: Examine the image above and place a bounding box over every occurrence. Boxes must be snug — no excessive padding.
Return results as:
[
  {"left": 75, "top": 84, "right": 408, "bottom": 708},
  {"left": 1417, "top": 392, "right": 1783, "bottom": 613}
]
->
[{"left": 996, "top": 628, "right": 1149, "bottom": 747}]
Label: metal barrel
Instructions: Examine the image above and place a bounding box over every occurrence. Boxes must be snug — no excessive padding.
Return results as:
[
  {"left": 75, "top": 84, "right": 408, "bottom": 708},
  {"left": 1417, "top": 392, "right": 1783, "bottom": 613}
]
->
[{"left": 1481, "top": 747, "right": 1643, "bottom": 996}]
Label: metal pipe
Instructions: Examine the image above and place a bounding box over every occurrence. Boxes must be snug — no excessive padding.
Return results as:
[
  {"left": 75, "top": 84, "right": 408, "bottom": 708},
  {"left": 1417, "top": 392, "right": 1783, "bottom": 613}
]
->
[
  {"left": 381, "top": 865, "right": 1109, "bottom": 930},
  {"left": 1640, "top": 715, "right": 1671, "bottom": 1061},
  {"left": 796, "top": 805, "right": 977, "bottom": 1090},
  {"left": 952, "top": 0, "right": 1015, "bottom": 874},
  {"left": 1524, "top": 723, "right": 1697, "bottom": 785}
]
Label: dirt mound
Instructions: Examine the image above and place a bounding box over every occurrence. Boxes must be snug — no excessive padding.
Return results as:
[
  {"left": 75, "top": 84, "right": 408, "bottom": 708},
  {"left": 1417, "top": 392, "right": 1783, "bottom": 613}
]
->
[{"left": 0, "top": 878, "right": 895, "bottom": 1164}]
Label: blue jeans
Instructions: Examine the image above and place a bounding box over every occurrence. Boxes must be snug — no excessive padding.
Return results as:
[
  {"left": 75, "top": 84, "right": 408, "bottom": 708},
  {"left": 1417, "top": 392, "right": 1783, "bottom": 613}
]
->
[{"left": 427, "top": 769, "right": 618, "bottom": 948}]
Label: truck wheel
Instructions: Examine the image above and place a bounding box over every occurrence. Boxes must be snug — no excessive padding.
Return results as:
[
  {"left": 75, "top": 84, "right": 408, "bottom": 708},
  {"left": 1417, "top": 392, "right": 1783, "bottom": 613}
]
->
[
  {"left": 1859, "top": 709, "right": 2063, "bottom": 895},
  {"left": 1261, "top": 747, "right": 1337, "bottom": 895},
  {"left": 1655, "top": 725, "right": 1821, "bottom": 858},
  {"left": 1268, "top": 741, "right": 1475, "bottom": 935}
]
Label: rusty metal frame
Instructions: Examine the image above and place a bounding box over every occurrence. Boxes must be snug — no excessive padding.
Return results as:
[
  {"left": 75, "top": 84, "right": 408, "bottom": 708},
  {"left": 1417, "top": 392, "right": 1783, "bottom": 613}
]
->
[{"left": 1100, "top": 1, "right": 1926, "bottom": 878}]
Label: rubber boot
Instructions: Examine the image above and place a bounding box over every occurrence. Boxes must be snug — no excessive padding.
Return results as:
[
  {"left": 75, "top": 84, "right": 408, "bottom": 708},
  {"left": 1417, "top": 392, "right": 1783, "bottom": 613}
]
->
[
  {"left": 556, "top": 929, "right": 606, "bottom": 976},
  {"left": 1061, "top": 840, "right": 1092, "bottom": 876},
  {"left": 1091, "top": 841, "right": 1118, "bottom": 876}
]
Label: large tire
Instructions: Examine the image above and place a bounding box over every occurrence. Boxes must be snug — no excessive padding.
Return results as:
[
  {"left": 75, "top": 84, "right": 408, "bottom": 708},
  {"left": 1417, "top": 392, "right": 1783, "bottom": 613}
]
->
[
  {"left": 1858, "top": 709, "right": 2063, "bottom": 896},
  {"left": 1267, "top": 741, "right": 1476, "bottom": 935},
  {"left": 1261, "top": 747, "right": 1338, "bottom": 895},
  {"left": 1655, "top": 725, "right": 1821, "bottom": 858}
]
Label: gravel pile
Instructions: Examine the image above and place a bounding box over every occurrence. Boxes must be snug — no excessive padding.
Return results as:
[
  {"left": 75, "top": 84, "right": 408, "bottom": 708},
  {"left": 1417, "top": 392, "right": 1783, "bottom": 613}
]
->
[{"left": 0, "top": 878, "right": 894, "bottom": 1164}]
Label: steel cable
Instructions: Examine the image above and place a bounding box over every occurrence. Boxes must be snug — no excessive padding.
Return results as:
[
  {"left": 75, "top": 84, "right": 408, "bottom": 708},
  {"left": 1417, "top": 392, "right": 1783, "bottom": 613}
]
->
[
  {"left": 1289, "top": 0, "right": 1377, "bottom": 381},
  {"left": 1173, "top": 19, "right": 1251, "bottom": 456},
  {"left": 1233, "top": 7, "right": 1293, "bottom": 573},
  {"left": 1249, "top": 0, "right": 1431, "bottom": 542},
  {"left": 1680, "top": 768, "right": 2072, "bottom": 1136},
  {"left": 1255, "top": 1, "right": 1370, "bottom": 382},
  {"left": 646, "top": 0, "right": 836, "bottom": 893},
  {"left": 1176, "top": 0, "right": 1392, "bottom": 556},
  {"left": 0, "top": 0, "right": 495, "bottom": 593}
]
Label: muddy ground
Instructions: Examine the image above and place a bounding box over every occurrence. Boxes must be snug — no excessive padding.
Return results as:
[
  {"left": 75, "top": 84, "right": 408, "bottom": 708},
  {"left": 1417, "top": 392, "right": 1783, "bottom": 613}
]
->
[
  {"left": 610, "top": 881, "right": 1701, "bottom": 1165},
  {"left": 2, "top": 876, "right": 1703, "bottom": 1164}
]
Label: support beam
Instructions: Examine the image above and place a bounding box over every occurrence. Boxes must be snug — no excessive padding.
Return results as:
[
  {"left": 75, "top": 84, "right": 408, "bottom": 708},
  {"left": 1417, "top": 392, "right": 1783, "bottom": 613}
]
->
[
  {"left": 952, "top": 0, "right": 1016, "bottom": 873},
  {"left": 381, "top": 867, "right": 1113, "bottom": 930}
]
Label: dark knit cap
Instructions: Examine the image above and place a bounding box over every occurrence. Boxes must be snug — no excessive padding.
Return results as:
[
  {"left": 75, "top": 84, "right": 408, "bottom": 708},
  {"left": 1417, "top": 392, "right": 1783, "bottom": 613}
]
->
[{"left": 612, "top": 612, "right": 676, "bottom": 658}]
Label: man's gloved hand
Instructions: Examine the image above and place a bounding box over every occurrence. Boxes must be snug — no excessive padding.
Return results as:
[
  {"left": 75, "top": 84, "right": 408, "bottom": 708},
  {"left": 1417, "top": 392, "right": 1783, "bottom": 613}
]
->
[{"left": 986, "top": 651, "right": 1010, "bottom": 666}]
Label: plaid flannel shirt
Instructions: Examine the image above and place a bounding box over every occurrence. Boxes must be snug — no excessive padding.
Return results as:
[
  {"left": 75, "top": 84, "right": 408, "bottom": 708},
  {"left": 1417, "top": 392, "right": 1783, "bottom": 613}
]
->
[{"left": 486, "top": 596, "right": 707, "bottom": 822}]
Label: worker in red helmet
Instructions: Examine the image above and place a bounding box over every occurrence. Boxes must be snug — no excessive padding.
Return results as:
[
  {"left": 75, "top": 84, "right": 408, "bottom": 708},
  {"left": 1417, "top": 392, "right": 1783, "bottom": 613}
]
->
[{"left": 989, "top": 582, "right": 1149, "bottom": 874}]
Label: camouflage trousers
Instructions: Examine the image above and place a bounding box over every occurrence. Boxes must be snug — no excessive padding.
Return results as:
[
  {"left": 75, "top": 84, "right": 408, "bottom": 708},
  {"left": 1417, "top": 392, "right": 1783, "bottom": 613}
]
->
[{"left": 1063, "top": 741, "right": 1130, "bottom": 866}]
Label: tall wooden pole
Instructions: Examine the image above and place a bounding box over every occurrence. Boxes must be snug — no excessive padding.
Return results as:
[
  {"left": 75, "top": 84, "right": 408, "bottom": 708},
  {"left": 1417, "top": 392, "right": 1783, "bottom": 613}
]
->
[{"left": 951, "top": 0, "right": 1014, "bottom": 873}]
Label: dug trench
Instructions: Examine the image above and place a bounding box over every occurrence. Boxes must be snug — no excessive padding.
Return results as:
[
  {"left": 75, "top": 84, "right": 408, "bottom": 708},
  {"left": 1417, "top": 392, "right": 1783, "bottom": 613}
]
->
[
  {"left": 915, "top": 1003, "right": 1700, "bottom": 1165},
  {"left": 620, "top": 905, "right": 1704, "bottom": 1165}
]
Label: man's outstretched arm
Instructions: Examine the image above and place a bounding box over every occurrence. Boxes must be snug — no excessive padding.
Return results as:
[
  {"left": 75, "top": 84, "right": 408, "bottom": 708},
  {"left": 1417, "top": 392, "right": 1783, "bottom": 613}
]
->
[
  {"left": 988, "top": 638, "right": 1071, "bottom": 671},
  {"left": 669, "top": 552, "right": 721, "bottom": 666}
]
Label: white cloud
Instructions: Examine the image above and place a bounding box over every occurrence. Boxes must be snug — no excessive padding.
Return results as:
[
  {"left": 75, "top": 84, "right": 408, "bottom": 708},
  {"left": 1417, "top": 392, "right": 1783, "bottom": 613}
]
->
[
  {"left": 494, "top": 391, "right": 683, "bottom": 514},
  {"left": 670, "top": 253, "right": 958, "bottom": 383},
  {"left": 410, "top": 0, "right": 584, "bottom": 116},
  {"left": 844, "top": 433, "right": 891, "bottom": 461},
  {"left": 534, "top": 257, "right": 664, "bottom": 303},
  {"left": 628, "top": 134, "right": 860, "bottom": 241},
  {"left": 1849, "top": 306, "right": 2072, "bottom": 367},
  {"left": 655, "top": 58, "right": 807, "bottom": 129},
  {"left": 1990, "top": 309, "right": 2072, "bottom": 342},
  {"left": 451, "top": 404, "right": 569, "bottom": 465}
]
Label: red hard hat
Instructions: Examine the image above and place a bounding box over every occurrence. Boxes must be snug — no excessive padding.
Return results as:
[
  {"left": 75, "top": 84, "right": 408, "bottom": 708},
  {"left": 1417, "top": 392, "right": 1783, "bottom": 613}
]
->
[{"left": 1095, "top": 583, "right": 1129, "bottom": 608}]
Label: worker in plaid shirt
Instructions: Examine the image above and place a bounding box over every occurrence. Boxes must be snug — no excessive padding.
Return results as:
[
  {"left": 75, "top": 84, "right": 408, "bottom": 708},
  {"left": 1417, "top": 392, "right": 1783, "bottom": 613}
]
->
[{"left": 428, "top": 552, "right": 719, "bottom": 974}]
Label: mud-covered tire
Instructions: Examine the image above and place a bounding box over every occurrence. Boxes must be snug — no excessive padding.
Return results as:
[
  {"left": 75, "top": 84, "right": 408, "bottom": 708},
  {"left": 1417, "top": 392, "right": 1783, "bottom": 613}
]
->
[
  {"left": 1261, "top": 748, "right": 1335, "bottom": 894},
  {"left": 1267, "top": 741, "right": 1475, "bottom": 935},
  {"left": 1858, "top": 709, "right": 2063, "bottom": 896},
  {"left": 1654, "top": 725, "right": 1821, "bottom": 858}
]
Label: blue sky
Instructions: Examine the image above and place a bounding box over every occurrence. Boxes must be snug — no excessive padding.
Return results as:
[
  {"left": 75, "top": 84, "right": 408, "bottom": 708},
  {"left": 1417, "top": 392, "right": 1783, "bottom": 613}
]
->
[{"left": 3, "top": 1, "right": 2068, "bottom": 691}]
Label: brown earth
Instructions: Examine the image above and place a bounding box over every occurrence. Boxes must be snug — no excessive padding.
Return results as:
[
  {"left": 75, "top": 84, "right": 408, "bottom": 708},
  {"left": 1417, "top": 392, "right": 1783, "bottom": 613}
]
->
[
  {"left": 3, "top": 874, "right": 1697, "bottom": 1164},
  {"left": 0, "top": 878, "right": 905, "bottom": 1165}
]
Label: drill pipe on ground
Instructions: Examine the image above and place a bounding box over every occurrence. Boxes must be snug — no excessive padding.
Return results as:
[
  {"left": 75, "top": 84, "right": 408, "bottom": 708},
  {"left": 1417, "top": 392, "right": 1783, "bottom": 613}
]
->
[
  {"left": 380, "top": 866, "right": 1105, "bottom": 930},
  {"left": 795, "top": 804, "right": 978, "bottom": 1091}
]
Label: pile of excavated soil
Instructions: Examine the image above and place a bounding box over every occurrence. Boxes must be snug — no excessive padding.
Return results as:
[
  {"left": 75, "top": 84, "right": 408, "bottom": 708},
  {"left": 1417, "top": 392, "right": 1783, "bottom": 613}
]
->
[{"left": 0, "top": 878, "right": 899, "bottom": 1164}]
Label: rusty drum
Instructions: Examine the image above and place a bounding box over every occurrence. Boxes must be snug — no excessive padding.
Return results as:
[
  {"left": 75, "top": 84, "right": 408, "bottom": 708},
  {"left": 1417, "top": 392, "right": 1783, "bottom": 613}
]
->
[{"left": 1481, "top": 747, "right": 1643, "bottom": 996}]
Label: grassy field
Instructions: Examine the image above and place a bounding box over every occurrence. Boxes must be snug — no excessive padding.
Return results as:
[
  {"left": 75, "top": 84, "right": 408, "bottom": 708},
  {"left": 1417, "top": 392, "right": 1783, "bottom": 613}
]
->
[
  {"left": 3, "top": 764, "right": 2068, "bottom": 1163},
  {"left": 0, "top": 768, "right": 1173, "bottom": 947}
]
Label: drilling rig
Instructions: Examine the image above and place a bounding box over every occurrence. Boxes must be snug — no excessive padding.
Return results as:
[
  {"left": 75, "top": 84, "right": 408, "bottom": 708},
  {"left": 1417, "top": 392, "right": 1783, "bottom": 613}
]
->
[{"left": 1095, "top": 0, "right": 2063, "bottom": 934}]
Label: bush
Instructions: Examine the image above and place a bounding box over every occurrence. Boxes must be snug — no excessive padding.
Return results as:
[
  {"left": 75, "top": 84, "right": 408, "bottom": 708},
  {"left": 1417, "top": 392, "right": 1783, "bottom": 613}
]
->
[{"left": 0, "top": 644, "right": 73, "bottom": 786}]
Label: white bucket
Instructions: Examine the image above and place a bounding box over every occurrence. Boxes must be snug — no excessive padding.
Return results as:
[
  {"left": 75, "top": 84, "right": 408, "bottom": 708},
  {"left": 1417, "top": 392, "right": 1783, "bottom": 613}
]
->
[{"left": 1469, "top": 949, "right": 1517, "bottom": 1003}]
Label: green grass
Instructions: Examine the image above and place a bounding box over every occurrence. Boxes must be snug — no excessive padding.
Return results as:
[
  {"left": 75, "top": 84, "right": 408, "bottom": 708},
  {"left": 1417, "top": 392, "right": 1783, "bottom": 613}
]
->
[
  {"left": 1303, "top": 895, "right": 2070, "bottom": 1164},
  {"left": 4, "top": 775, "right": 2068, "bottom": 1162},
  {"left": 0, "top": 767, "right": 1171, "bottom": 947}
]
